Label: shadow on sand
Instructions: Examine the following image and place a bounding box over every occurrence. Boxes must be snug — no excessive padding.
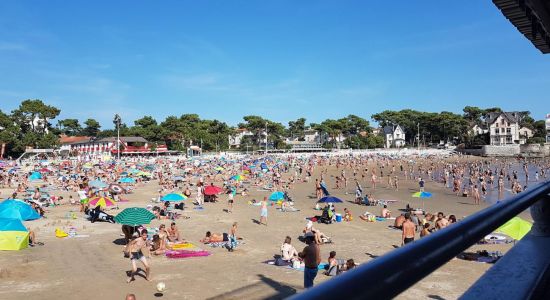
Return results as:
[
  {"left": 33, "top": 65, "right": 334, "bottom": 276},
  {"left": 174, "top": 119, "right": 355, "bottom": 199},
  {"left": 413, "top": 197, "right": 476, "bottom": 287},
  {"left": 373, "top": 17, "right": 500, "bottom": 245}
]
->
[{"left": 206, "top": 274, "right": 298, "bottom": 300}]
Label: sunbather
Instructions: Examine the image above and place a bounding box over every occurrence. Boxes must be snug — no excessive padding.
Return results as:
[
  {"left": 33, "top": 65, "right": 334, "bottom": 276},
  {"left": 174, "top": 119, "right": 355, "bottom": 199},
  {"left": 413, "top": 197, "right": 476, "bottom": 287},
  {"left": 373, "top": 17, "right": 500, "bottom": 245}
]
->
[
  {"left": 281, "top": 236, "right": 299, "bottom": 261},
  {"left": 150, "top": 234, "right": 166, "bottom": 255}
]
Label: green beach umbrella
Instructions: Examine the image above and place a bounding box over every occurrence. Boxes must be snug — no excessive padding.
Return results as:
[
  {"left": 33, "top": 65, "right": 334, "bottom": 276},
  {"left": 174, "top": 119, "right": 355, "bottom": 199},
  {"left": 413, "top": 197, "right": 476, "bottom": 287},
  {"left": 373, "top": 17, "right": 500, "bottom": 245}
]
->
[
  {"left": 114, "top": 207, "right": 156, "bottom": 226},
  {"left": 496, "top": 217, "right": 532, "bottom": 240}
]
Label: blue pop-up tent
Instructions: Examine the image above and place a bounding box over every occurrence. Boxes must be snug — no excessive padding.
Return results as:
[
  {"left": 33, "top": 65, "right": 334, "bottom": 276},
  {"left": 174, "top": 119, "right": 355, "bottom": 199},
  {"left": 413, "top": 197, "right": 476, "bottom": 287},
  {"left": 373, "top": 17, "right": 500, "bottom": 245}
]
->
[{"left": 0, "top": 200, "right": 41, "bottom": 221}]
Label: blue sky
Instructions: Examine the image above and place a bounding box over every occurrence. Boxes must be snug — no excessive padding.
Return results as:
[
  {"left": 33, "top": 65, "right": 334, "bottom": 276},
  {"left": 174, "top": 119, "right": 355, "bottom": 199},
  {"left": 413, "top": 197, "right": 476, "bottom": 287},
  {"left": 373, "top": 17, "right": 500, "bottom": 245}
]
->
[{"left": 0, "top": 1, "right": 549, "bottom": 129}]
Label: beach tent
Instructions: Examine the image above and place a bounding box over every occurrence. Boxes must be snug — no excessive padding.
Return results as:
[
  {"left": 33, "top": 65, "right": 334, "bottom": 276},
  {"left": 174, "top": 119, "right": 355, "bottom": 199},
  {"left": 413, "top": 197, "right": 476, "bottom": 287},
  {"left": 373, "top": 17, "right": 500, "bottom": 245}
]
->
[
  {"left": 29, "top": 172, "right": 42, "bottom": 181},
  {"left": 269, "top": 191, "right": 286, "bottom": 202},
  {"left": 0, "top": 200, "right": 41, "bottom": 221},
  {"left": 0, "top": 218, "right": 29, "bottom": 250},
  {"left": 496, "top": 217, "right": 532, "bottom": 240}
]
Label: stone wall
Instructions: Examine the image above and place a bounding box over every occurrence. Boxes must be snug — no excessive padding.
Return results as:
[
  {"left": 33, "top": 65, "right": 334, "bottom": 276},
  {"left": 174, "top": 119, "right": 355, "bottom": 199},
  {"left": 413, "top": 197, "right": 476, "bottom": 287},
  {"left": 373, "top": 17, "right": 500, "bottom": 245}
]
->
[
  {"left": 520, "top": 144, "right": 547, "bottom": 157},
  {"left": 482, "top": 145, "right": 521, "bottom": 157}
]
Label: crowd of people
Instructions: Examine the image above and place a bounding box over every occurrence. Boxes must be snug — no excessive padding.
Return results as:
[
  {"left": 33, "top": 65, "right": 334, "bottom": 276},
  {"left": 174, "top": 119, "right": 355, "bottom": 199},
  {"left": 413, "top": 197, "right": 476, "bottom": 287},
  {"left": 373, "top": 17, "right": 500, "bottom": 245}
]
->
[{"left": 1, "top": 150, "right": 549, "bottom": 297}]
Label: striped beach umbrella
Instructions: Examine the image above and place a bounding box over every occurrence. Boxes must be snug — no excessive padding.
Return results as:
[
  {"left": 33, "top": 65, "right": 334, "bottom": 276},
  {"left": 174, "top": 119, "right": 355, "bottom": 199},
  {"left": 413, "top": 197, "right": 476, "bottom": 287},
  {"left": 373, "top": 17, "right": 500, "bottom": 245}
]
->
[
  {"left": 88, "top": 196, "right": 116, "bottom": 208},
  {"left": 114, "top": 207, "right": 156, "bottom": 226},
  {"left": 230, "top": 174, "right": 246, "bottom": 182}
]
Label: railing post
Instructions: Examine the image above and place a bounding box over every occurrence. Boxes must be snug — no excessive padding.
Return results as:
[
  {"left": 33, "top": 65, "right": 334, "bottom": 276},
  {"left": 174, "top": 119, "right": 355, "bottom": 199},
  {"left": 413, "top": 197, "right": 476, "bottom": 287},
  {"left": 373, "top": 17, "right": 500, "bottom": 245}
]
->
[{"left": 530, "top": 194, "right": 550, "bottom": 236}]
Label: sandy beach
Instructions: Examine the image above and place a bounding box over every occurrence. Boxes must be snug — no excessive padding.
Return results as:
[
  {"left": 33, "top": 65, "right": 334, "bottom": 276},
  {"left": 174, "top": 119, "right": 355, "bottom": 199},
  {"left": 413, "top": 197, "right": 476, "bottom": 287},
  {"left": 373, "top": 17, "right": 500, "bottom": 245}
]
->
[{"left": 1, "top": 154, "right": 536, "bottom": 300}]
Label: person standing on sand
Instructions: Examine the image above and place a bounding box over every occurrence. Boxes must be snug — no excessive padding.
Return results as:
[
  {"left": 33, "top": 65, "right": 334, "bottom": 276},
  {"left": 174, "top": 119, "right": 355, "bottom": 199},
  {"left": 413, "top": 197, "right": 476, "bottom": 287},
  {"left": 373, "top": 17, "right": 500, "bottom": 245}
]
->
[
  {"left": 472, "top": 184, "right": 480, "bottom": 205},
  {"left": 401, "top": 213, "right": 416, "bottom": 246},
  {"left": 196, "top": 182, "right": 204, "bottom": 206},
  {"left": 259, "top": 196, "right": 268, "bottom": 226},
  {"left": 298, "top": 234, "right": 321, "bottom": 288},
  {"left": 126, "top": 229, "right": 151, "bottom": 283}
]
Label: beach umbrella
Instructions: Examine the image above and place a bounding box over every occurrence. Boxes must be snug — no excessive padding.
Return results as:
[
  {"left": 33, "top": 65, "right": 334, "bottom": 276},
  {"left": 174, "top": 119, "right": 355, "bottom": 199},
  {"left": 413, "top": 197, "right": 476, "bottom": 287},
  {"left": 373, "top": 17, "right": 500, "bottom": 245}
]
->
[
  {"left": 88, "top": 196, "right": 116, "bottom": 208},
  {"left": 120, "top": 171, "right": 129, "bottom": 176},
  {"left": 496, "top": 217, "right": 532, "bottom": 240},
  {"left": 204, "top": 185, "right": 223, "bottom": 196},
  {"left": 29, "top": 172, "right": 42, "bottom": 181},
  {"left": 114, "top": 207, "right": 156, "bottom": 226},
  {"left": 119, "top": 177, "right": 136, "bottom": 184},
  {"left": 0, "top": 218, "right": 29, "bottom": 250},
  {"left": 412, "top": 191, "right": 432, "bottom": 210},
  {"left": 318, "top": 196, "right": 343, "bottom": 203},
  {"left": 88, "top": 180, "right": 108, "bottom": 188},
  {"left": 230, "top": 174, "right": 246, "bottom": 182},
  {"left": 161, "top": 193, "right": 187, "bottom": 202},
  {"left": 108, "top": 184, "right": 125, "bottom": 194},
  {"left": 144, "top": 165, "right": 155, "bottom": 171},
  {"left": 172, "top": 176, "right": 185, "bottom": 181},
  {"left": 136, "top": 171, "right": 152, "bottom": 177},
  {"left": 214, "top": 166, "right": 224, "bottom": 171},
  {"left": 269, "top": 191, "right": 286, "bottom": 202},
  {"left": 0, "top": 200, "right": 41, "bottom": 221},
  {"left": 412, "top": 192, "right": 432, "bottom": 198}
]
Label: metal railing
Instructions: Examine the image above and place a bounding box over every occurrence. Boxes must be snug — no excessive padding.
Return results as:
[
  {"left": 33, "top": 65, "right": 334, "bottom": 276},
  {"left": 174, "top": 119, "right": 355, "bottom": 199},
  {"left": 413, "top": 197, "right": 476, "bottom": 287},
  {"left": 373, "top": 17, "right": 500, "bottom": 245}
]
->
[{"left": 290, "top": 180, "right": 550, "bottom": 300}]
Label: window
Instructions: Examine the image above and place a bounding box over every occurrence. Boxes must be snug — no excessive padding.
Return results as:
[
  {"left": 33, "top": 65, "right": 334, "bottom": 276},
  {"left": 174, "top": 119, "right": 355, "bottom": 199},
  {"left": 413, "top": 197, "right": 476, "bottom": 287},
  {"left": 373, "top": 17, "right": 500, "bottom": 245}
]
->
[
  {"left": 506, "top": 128, "right": 511, "bottom": 134},
  {"left": 496, "top": 123, "right": 499, "bottom": 128},
  {"left": 501, "top": 118, "right": 505, "bottom": 125}
]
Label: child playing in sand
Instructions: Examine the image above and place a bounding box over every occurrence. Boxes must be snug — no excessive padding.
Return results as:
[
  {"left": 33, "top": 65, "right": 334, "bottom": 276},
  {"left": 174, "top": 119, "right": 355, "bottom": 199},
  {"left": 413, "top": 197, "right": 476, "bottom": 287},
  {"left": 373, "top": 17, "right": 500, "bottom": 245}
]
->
[
  {"left": 126, "top": 229, "right": 151, "bottom": 283},
  {"left": 343, "top": 208, "right": 353, "bottom": 221}
]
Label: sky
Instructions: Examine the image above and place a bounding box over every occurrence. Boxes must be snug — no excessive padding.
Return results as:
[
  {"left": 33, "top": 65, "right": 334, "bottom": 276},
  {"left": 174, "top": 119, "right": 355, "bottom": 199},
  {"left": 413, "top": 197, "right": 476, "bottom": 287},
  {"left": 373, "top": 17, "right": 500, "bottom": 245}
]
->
[{"left": 0, "top": 1, "right": 549, "bottom": 129}]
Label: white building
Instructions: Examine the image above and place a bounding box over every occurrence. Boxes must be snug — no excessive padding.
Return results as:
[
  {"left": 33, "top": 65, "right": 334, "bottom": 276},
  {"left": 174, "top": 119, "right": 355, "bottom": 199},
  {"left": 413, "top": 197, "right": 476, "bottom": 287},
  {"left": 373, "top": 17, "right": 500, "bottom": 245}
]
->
[
  {"left": 469, "top": 124, "right": 489, "bottom": 136},
  {"left": 383, "top": 125, "right": 406, "bottom": 148},
  {"left": 486, "top": 112, "right": 521, "bottom": 145},
  {"left": 546, "top": 113, "right": 550, "bottom": 143},
  {"left": 228, "top": 129, "right": 254, "bottom": 149},
  {"left": 519, "top": 127, "right": 534, "bottom": 144}
]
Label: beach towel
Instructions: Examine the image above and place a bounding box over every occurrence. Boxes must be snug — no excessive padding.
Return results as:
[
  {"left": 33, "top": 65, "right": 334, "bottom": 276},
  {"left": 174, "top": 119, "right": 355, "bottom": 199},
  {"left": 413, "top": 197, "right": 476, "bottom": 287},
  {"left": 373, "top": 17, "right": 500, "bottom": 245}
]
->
[
  {"left": 166, "top": 250, "right": 210, "bottom": 259},
  {"left": 264, "top": 260, "right": 329, "bottom": 272},
  {"left": 207, "top": 240, "right": 243, "bottom": 248},
  {"left": 168, "top": 243, "right": 195, "bottom": 250}
]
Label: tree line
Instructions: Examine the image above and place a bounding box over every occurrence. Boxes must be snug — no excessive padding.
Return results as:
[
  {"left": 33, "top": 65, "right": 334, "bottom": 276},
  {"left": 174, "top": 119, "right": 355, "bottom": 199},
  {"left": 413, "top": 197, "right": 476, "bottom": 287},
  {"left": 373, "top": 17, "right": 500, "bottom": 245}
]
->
[{"left": 0, "top": 100, "right": 547, "bottom": 157}]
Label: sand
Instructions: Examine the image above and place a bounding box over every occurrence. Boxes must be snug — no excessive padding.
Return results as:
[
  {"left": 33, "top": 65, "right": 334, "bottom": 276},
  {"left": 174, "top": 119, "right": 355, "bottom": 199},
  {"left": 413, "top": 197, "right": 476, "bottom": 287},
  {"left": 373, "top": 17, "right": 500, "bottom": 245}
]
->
[{"left": 0, "top": 159, "right": 521, "bottom": 300}]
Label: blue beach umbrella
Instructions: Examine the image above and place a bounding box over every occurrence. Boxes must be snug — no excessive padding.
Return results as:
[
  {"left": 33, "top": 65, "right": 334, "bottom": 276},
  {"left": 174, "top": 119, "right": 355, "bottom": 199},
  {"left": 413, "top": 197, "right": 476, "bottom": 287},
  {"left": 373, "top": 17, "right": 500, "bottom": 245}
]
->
[
  {"left": 119, "top": 177, "right": 136, "bottom": 184},
  {"left": 161, "top": 193, "right": 187, "bottom": 202},
  {"left": 318, "top": 196, "right": 343, "bottom": 203},
  {"left": 412, "top": 191, "right": 432, "bottom": 210},
  {"left": 88, "top": 180, "right": 108, "bottom": 188}
]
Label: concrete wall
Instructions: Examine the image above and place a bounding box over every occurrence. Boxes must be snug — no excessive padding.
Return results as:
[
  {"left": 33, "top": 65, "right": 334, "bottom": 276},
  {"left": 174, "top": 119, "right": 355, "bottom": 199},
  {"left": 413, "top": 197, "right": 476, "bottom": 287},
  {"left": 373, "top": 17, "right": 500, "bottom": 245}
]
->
[
  {"left": 520, "top": 144, "right": 550, "bottom": 157},
  {"left": 482, "top": 145, "right": 521, "bottom": 157}
]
